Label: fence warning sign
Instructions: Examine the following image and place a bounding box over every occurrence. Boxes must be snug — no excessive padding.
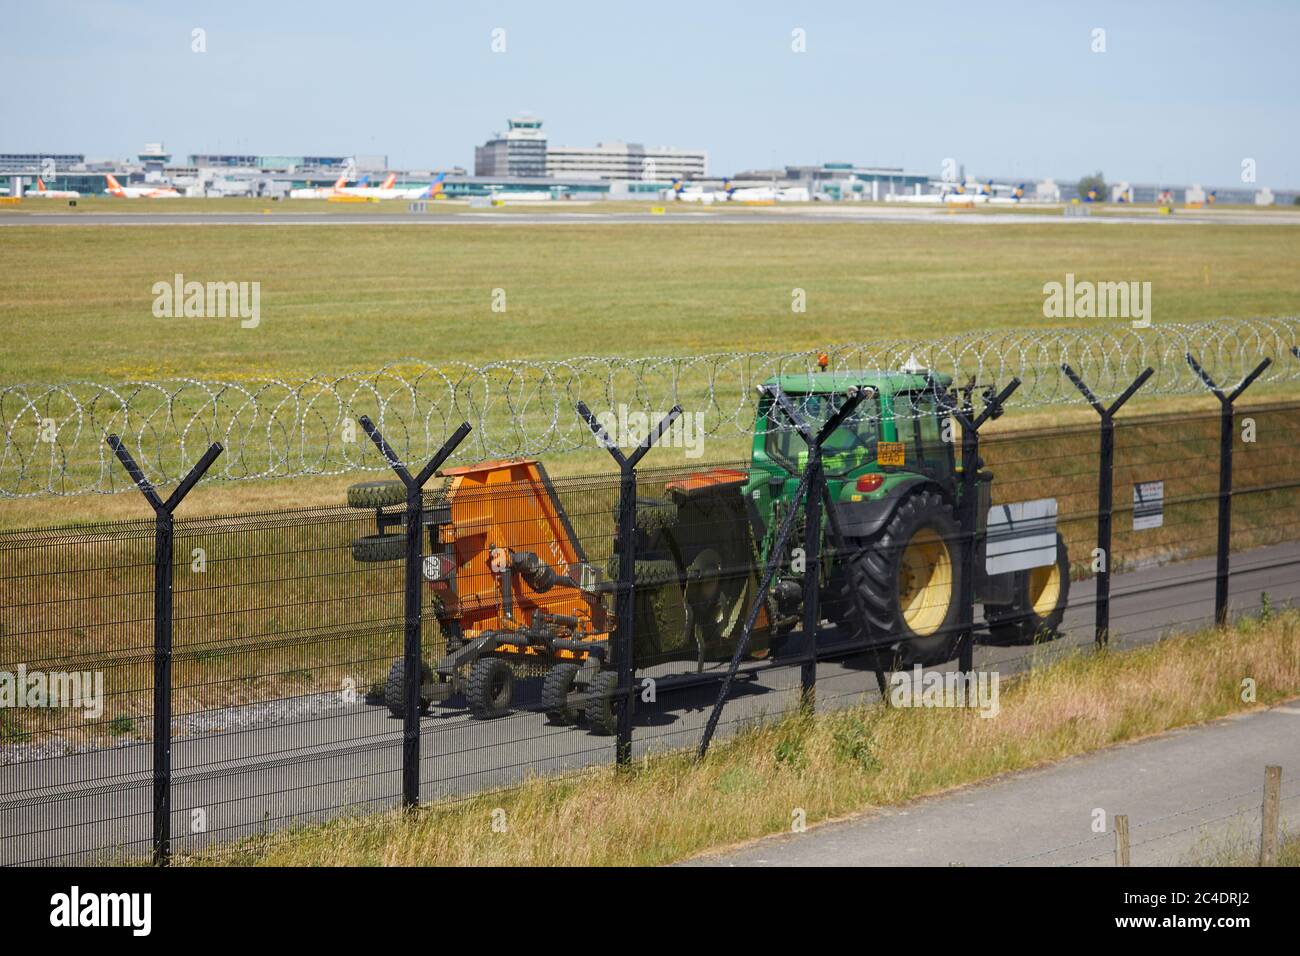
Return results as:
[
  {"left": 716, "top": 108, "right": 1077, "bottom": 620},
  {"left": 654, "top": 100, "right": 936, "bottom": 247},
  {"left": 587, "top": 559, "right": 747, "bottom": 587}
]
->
[
  {"left": 1133, "top": 480, "right": 1164, "bottom": 530},
  {"left": 877, "top": 441, "right": 905, "bottom": 467}
]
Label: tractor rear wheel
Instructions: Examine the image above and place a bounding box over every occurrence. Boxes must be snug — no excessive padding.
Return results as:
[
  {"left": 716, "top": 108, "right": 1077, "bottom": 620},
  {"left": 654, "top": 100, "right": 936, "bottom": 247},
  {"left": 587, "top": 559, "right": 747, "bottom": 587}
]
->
[
  {"left": 541, "top": 662, "right": 582, "bottom": 725},
  {"left": 466, "top": 657, "right": 514, "bottom": 719},
  {"left": 985, "top": 533, "right": 1071, "bottom": 644},
  {"left": 384, "top": 658, "right": 434, "bottom": 718},
  {"left": 834, "top": 490, "right": 964, "bottom": 667},
  {"left": 583, "top": 671, "right": 618, "bottom": 736}
]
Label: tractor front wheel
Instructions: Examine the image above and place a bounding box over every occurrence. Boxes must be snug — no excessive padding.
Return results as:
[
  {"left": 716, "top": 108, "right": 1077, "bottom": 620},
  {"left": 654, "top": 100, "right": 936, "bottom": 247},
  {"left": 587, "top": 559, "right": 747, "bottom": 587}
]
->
[
  {"left": 836, "top": 490, "right": 964, "bottom": 667},
  {"left": 466, "top": 657, "right": 514, "bottom": 719}
]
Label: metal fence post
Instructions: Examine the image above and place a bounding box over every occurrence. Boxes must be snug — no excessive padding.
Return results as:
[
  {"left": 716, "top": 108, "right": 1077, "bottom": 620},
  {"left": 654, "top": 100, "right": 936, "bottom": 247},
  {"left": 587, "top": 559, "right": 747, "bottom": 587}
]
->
[
  {"left": 1186, "top": 355, "right": 1271, "bottom": 626},
  {"left": 800, "top": 441, "right": 823, "bottom": 704},
  {"left": 937, "top": 379, "right": 1020, "bottom": 678},
  {"left": 1062, "top": 365, "right": 1154, "bottom": 646},
  {"left": 697, "top": 384, "right": 866, "bottom": 758},
  {"left": 578, "top": 401, "right": 682, "bottom": 766},
  {"left": 105, "top": 435, "right": 223, "bottom": 866},
  {"left": 359, "top": 416, "right": 472, "bottom": 809}
]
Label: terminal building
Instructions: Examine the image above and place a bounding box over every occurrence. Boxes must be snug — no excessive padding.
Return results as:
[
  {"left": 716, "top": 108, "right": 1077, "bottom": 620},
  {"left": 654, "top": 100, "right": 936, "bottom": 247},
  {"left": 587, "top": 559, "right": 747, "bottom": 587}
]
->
[
  {"left": 188, "top": 153, "right": 388, "bottom": 174},
  {"left": 547, "top": 141, "right": 706, "bottom": 182},
  {"left": 749, "top": 163, "right": 931, "bottom": 200},
  {"left": 0, "top": 152, "right": 84, "bottom": 174},
  {"left": 474, "top": 115, "right": 706, "bottom": 182}
]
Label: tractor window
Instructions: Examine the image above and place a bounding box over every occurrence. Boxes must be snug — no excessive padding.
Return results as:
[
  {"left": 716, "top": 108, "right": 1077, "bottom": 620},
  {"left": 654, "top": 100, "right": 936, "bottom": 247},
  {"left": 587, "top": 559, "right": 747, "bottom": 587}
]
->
[
  {"left": 893, "top": 390, "right": 953, "bottom": 480},
  {"left": 765, "top": 392, "right": 881, "bottom": 477}
]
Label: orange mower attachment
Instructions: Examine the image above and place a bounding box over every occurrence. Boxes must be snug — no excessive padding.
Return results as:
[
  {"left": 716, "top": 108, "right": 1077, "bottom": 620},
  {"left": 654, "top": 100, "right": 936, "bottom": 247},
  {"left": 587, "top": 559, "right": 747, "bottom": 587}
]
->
[{"left": 352, "top": 459, "right": 619, "bottom": 730}]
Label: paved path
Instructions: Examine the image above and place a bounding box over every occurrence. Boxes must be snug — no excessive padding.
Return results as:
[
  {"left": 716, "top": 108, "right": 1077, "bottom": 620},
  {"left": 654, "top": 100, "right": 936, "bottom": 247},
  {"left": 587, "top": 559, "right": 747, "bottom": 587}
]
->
[{"left": 688, "top": 703, "right": 1300, "bottom": 867}]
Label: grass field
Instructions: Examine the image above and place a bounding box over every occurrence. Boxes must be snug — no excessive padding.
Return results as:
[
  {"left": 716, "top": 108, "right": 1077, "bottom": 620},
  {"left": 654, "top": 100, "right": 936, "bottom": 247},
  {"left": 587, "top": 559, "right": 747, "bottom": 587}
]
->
[
  {"left": 1, "top": 217, "right": 1297, "bottom": 523},
  {"left": 3, "top": 221, "right": 1298, "bottom": 383}
]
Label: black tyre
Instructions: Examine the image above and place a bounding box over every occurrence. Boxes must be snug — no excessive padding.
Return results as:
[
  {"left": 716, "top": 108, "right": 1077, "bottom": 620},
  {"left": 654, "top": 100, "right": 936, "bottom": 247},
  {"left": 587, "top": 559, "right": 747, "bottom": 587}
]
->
[
  {"left": 635, "top": 498, "right": 680, "bottom": 535},
  {"left": 985, "top": 533, "right": 1071, "bottom": 645},
  {"left": 833, "top": 490, "right": 964, "bottom": 667},
  {"left": 466, "top": 657, "right": 514, "bottom": 719},
  {"left": 384, "top": 658, "right": 433, "bottom": 718},
  {"left": 347, "top": 480, "right": 407, "bottom": 509},
  {"left": 583, "top": 671, "right": 618, "bottom": 736},
  {"left": 351, "top": 533, "right": 405, "bottom": 563},
  {"left": 541, "top": 662, "right": 582, "bottom": 725}
]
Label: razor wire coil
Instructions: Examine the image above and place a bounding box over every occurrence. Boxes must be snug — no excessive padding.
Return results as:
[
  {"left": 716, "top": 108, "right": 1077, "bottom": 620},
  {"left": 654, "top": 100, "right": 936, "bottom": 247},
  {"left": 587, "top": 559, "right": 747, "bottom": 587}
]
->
[{"left": 1, "top": 317, "right": 1297, "bottom": 498}]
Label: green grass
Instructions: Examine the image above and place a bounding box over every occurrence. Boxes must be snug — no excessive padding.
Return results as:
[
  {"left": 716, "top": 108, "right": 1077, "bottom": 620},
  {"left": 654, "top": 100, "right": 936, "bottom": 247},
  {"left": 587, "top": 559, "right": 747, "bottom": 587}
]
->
[{"left": 2, "top": 221, "right": 1298, "bottom": 384}]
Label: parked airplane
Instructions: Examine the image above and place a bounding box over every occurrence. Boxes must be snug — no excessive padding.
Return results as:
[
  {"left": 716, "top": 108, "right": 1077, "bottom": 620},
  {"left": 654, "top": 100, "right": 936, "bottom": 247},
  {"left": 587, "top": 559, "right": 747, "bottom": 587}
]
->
[
  {"left": 399, "top": 173, "right": 447, "bottom": 200},
  {"left": 670, "top": 178, "right": 717, "bottom": 204},
  {"left": 346, "top": 173, "right": 447, "bottom": 201},
  {"left": 288, "top": 173, "right": 350, "bottom": 199},
  {"left": 339, "top": 173, "right": 395, "bottom": 197},
  {"left": 719, "top": 179, "right": 810, "bottom": 203},
  {"left": 104, "top": 174, "right": 180, "bottom": 198},
  {"left": 29, "top": 177, "right": 80, "bottom": 198},
  {"left": 986, "top": 183, "right": 1027, "bottom": 205}
]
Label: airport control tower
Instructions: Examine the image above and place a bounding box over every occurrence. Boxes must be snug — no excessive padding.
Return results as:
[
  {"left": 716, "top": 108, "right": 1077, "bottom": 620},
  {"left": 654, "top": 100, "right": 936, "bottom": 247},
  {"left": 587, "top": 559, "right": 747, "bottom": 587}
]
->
[
  {"left": 138, "top": 143, "right": 171, "bottom": 176},
  {"left": 474, "top": 116, "right": 547, "bottom": 178}
]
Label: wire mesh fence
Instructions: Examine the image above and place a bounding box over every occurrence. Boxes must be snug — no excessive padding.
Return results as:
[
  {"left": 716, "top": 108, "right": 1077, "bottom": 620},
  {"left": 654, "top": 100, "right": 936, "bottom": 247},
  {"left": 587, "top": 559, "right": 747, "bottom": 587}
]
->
[{"left": 2, "top": 392, "right": 1299, "bottom": 865}]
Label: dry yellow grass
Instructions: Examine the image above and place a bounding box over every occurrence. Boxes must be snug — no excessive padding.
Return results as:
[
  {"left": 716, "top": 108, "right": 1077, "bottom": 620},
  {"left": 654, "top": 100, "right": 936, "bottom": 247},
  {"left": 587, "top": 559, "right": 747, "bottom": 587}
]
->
[{"left": 187, "top": 610, "right": 1300, "bottom": 867}]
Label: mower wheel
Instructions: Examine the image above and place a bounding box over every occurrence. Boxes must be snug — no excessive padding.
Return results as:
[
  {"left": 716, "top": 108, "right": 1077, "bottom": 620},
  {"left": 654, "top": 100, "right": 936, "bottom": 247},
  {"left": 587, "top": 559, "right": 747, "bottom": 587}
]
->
[
  {"left": 351, "top": 533, "right": 405, "bottom": 563},
  {"left": 541, "top": 662, "right": 582, "bottom": 725},
  {"left": 985, "top": 533, "right": 1071, "bottom": 645},
  {"left": 466, "top": 657, "right": 514, "bottom": 720},
  {"left": 346, "top": 480, "right": 407, "bottom": 509},
  {"left": 384, "top": 658, "right": 433, "bottom": 718},
  {"left": 584, "top": 671, "right": 618, "bottom": 736}
]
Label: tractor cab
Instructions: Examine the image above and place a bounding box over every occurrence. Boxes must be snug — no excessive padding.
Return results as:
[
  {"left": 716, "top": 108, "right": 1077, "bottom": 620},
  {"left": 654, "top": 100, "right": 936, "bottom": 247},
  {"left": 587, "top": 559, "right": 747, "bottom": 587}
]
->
[{"left": 745, "top": 370, "right": 956, "bottom": 539}]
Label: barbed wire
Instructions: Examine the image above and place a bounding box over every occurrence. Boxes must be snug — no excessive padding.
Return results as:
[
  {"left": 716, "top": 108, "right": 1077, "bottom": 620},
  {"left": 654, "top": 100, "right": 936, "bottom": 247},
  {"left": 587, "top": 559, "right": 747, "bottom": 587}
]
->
[{"left": 1, "top": 317, "right": 1296, "bottom": 498}]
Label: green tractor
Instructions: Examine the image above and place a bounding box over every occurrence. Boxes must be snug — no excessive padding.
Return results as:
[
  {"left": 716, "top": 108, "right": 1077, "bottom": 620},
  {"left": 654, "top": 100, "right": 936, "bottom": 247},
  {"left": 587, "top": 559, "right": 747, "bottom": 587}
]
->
[{"left": 622, "top": 369, "right": 1071, "bottom": 668}]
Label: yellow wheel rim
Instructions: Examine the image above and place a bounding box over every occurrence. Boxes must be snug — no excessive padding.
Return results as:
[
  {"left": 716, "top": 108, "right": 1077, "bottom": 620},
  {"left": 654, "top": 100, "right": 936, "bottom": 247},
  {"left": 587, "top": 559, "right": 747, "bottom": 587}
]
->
[
  {"left": 898, "top": 527, "right": 952, "bottom": 636},
  {"left": 1029, "top": 562, "right": 1061, "bottom": 617}
]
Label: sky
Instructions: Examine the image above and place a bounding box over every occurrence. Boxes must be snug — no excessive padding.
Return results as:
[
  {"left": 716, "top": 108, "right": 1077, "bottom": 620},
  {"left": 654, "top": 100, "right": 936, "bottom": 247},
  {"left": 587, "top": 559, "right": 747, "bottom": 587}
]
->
[{"left": 2, "top": 0, "right": 1298, "bottom": 188}]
